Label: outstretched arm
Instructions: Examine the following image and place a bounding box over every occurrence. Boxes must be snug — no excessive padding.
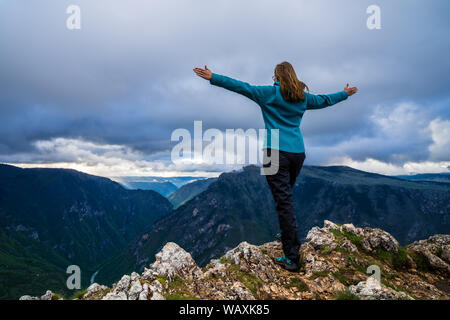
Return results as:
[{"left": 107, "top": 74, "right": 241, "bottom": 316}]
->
[
  {"left": 306, "top": 84, "right": 358, "bottom": 110},
  {"left": 193, "top": 66, "right": 268, "bottom": 104}
]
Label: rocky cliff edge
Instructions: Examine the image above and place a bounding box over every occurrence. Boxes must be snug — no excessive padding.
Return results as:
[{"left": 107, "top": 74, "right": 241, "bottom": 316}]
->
[{"left": 20, "top": 221, "right": 450, "bottom": 300}]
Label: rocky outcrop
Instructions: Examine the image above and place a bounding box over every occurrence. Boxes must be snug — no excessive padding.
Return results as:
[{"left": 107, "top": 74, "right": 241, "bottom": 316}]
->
[
  {"left": 349, "top": 277, "right": 409, "bottom": 300},
  {"left": 150, "top": 242, "right": 202, "bottom": 281},
  {"left": 407, "top": 235, "right": 450, "bottom": 275},
  {"left": 20, "top": 221, "right": 450, "bottom": 300}
]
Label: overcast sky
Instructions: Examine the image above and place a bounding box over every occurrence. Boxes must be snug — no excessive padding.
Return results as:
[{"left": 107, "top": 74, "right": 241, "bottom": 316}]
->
[{"left": 0, "top": 0, "right": 449, "bottom": 177}]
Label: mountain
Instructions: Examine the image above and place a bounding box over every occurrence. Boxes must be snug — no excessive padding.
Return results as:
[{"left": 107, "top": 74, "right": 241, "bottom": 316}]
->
[
  {"left": 167, "top": 178, "right": 217, "bottom": 209},
  {"left": 22, "top": 221, "right": 450, "bottom": 300},
  {"left": 0, "top": 164, "right": 172, "bottom": 299},
  {"left": 121, "top": 180, "right": 178, "bottom": 197},
  {"left": 113, "top": 176, "right": 212, "bottom": 197},
  {"left": 113, "top": 176, "right": 211, "bottom": 197},
  {"left": 394, "top": 173, "right": 450, "bottom": 183},
  {"left": 111, "top": 165, "right": 449, "bottom": 278}
]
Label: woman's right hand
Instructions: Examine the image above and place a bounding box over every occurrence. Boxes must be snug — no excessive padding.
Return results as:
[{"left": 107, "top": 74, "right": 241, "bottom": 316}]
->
[
  {"left": 344, "top": 83, "right": 358, "bottom": 96},
  {"left": 193, "top": 65, "right": 213, "bottom": 80}
]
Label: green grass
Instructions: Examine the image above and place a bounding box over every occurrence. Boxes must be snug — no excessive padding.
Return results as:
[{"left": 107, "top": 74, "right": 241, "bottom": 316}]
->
[
  {"left": 237, "top": 272, "right": 264, "bottom": 297},
  {"left": 164, "top": 276, "right": 199, "bottom": 300},
  {"left": 201, "top": 264, "right": 213, "bottom": 273},
  {"left": 156, "top": 275, "right": 167, "bottom": 286},
  {"left": 375, "top": 247, "right": 411, "bottom": 270},
  {"left": 329, "top": 229, "right": 343, "bottom": 238},
  {"left": 165, "top": 293, "right": 199, "bottom": 300},
  {"left": 219, "top": 256, "right": 235, "bottom": 264},
  {"left": 407, "top": 250, "right": 432, "bottom": 272},
  {"left": 346, "top": 255, "right": 368, "bottom": 273},
  {"left": 70, "top": 289, "right": 87, "bottom": 300},
  {"left": 342, "top": 231, "right": 363, "bottom": 248},
  {"left": 381, "top": 278, "right": 416, "bottom": 299},
  {"left": 285, "top": 277, "right": 309, "bottom": 292},
  {"left": 168, "top": 276, "right": 186, "bottom": 291},
  {"left": 51, "top": 293, "right": 63, "bottom": 300},
  {"left": 227, "top": 264, "right": 263, "bottom": 297},
  {"left": 329, "top": 228, "right": 362, "bottom": 251},
  {"left": 392, "top": 248, "right": 411, "bottom": 270},
  {"left": 331, "top": 270, "right": 350, "bottom": 286},
  {"left": 310, "top": 270, "right": 331, "bottom": 279},
  {"left": 334, "top": 290, "right": 360, "bottom": 300},
  {"left": 320, "top": 246, "right": 347, "bottom": 254}
]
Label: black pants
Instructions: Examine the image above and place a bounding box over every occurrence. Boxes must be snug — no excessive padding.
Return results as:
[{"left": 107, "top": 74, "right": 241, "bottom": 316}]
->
[{"left": 263, "top": 148, "right": 306, "bottom": 263}]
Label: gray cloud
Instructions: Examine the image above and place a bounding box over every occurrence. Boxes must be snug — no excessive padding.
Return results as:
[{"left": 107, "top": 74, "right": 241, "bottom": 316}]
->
[{"left": 0, "top": 0, "right": 449, "bottom": 175}]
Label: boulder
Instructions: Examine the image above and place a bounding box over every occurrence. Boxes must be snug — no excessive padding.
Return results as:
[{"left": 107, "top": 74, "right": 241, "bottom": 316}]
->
[
  {"left": 230, "top": 281, "right": 255, "bottom": 300},
  {"left": 150, "top": 242, "right": 202, "bottom": 280},
  {"left": 138, "top": 284, "right": 149, "bottom": 300},
  {"left": 102, "top": 291, "right": 127, "bottom": 300},
  {"left": 128, "top": 279, "right": 143, "bottom": 300},
  {"left": 149, "top": 280, "right": 165, "bottom": 300},
  {"left": 19, "top": 295, "right": 37, "bottom": 300},
  {"left": 349, "top": 278, "right": 411, "bottom": 300},
  {"left": 408, "top": 234, "right": 450, "bottom": 275},
  {"left": 40, "top": 290, "right": 54, "bottom": 300},
  {"left": 361, "top": 228, "right": 400, "bottom": 253},
  {"left": 305, "top": 227, "right": 337, "bottom": 250},
  {"left": 83, "top": 283, "right": 108, "bottom": 299},
  {"left": 114, "top": 275, "right": 131, "bottom": 293}
]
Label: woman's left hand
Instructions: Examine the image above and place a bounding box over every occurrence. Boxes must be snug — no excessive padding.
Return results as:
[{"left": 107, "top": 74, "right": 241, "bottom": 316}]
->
[
  {"left": 193, "top": 65, "right": 212, "bottom": 80},
  {"left": 344, "top": 83, "right": 358, "bottom": 96}
]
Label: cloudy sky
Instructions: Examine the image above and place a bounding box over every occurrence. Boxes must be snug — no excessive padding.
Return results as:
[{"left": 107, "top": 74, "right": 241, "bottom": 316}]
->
[{"left": 0, "top": 0, "right": 449, "bottom": 177}]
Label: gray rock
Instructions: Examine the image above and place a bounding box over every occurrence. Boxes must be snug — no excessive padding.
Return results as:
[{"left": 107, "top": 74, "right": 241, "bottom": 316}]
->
[
  {"left": 102, "top": 291, "right": 127, "bottom": 300},
  {"left": 362, "top": 228, "right": 400, "bottom": 253},
  {"left": 150, "top": 292, "right": 165, "bottom": 300},
  {"left": 130, "top": 272, "right": 140, "bottom": 281},
  {"left": 231, "top": 281, "right": 255, "bottom": 300},
  {"left": 341, "top": 223, "right": 361, "bottom": 236},
  {"left": 83, "top": 283, "right": 109, "bottom": 299},
  {"left": 141, "top": 267, "right": 156, "bottom": 281},
  {"left": 148, "top": 280, "right": 165, "bottom": 300},
  {"left": 19, "top": 295, "right": 37, "bottom": 300},
  {"left": 323, "top": 220, "right": 339, "bottom": 230},
  {"left": 128, "top": 279, "right": 143, "bottom": 300},
  {"left": 114, "top": 274, "right": 131, "bottom": 293},
  {"left": 150, "top": 242, "right": 202, "bottom": 280},
  {"left": 349, "top": 278, "right": 411, "bottom": 300},
  {"left": 408, "top": 235, "right": 450, "bottom": 274},
  {"left": 40, "top": 290, "right": 53, "bottom": 300},
  {"left": 306, "top": 226, "right": 337, "bottom": 250},
  {"left": 138, "top": 284, "right": 149, "bottom": 300}
]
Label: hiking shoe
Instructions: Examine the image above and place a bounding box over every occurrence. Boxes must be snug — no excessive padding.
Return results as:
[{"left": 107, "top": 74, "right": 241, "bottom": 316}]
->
[{"left": 274, "top": 256, "right": 299, "bottom": 272}]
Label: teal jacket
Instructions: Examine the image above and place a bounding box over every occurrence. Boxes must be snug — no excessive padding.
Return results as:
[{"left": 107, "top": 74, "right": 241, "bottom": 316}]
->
[{"left": 210, "top": 73, "right": 348, "bottom": 153}]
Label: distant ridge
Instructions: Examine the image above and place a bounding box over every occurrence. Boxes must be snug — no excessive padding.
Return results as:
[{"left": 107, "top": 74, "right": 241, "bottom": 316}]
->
[
  {"left": 167, "top": 177, "right": 217, "bottom": 209},
  {"left": 394, "top": 172, "right": 450, "bottom": 183}
]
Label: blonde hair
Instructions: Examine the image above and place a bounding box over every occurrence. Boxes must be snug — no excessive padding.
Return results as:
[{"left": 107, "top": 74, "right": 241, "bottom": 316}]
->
[{"left": 274, "top": 61, "right": 309, "bottom": 102}]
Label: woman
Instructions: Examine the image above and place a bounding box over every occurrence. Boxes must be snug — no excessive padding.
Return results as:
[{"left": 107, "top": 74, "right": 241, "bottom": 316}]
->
[{"left": 193, "top": 61, "right": 357, "bottom": 272}]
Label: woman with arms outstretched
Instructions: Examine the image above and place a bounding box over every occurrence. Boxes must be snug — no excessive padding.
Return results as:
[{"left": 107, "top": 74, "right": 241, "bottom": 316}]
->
[{"left": 194, "top": 62, "right": 357, "bottom": 272}]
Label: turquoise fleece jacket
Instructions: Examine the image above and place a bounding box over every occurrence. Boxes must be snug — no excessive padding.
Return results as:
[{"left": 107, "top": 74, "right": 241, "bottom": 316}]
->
[{"left": 210, "top": 73, "right": 348, "bottom": 153}]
